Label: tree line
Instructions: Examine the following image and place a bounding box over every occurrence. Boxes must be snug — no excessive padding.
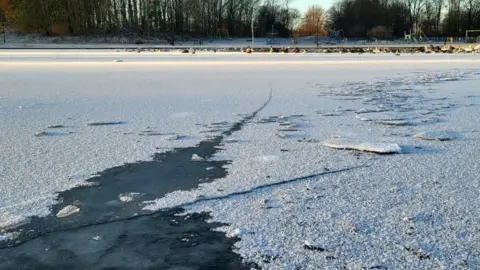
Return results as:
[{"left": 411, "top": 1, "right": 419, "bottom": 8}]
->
[
  {"left": 0, "top": 0, "right": 304, "bottom": 39},
  {"left": 329, "top": 0, "right": 480, "bottom": 38},
  {"left": 1, "top": 0, "right": 480, "bottom": 40}
]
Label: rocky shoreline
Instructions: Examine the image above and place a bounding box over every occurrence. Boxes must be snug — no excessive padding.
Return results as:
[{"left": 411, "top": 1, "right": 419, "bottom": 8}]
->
[{"left": 120, "top": 44, "right": 480, "bottom": 54}]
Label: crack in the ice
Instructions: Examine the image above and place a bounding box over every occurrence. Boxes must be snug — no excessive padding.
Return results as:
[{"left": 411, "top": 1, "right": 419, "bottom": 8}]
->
[
  {"left": 162, "top": 165, "right": 368, "bottom": 210},
  {"left": 223, "top": 86, "right": 273, "bottom": 136},
  {"left": 0, "top": 165, "right": 366, "bottom": 251}
]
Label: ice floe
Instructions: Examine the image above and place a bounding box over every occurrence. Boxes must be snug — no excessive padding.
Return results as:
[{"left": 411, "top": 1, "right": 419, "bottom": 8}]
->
[
  {"left": 119, "top": 192, "right": 141, "bottom": 203},
  {"left": 414, "top": 131, "right": 459, "bottom": 141},
  {"left": 56, "top": 205, "right": 80, "bottom": 218},
  {"left": 191, "top": 154, "right": 206, "bottom": 162},
  {"left": 375, "top": 120, "right": 410, "bottom": 126},
  {"left": 322, "top": 139, "right": 402, "bottom": 154}
]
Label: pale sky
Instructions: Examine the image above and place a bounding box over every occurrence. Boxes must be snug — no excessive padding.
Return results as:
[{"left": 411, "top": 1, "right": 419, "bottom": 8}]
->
[{"left": 291, "top": 0, "right": 333, "bottom": 12}]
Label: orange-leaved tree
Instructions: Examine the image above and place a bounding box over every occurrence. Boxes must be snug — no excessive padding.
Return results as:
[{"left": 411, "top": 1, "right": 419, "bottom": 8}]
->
[
  {"left": 297, "top": 5, "right": 327, "bottom": 37},
  {"left": 0, "top": 0, "right": 13, "bottom": 21}
]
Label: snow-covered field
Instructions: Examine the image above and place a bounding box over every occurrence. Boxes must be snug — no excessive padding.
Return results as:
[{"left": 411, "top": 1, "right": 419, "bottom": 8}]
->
[{"left": 1, "top": 52, "right": 479, "bottom": 268}]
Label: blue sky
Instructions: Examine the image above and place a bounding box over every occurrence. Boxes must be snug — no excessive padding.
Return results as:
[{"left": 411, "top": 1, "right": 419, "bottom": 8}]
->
[{"left": 292, "top": 0, "right": 333, "bottom": 12}]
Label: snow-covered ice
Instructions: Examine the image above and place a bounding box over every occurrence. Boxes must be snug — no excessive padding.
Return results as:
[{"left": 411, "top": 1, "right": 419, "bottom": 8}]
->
[
  {"left": 141, "top": 57, "right": 479, "bottom": 268},
  {"left": 1, "top": 52, "right": 479, "bottom": 268}
]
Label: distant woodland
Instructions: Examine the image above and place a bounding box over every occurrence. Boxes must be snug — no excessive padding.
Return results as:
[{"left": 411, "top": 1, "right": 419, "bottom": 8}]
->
[{"left": 1, "top": 0, "right": 480, "bottom": 39}]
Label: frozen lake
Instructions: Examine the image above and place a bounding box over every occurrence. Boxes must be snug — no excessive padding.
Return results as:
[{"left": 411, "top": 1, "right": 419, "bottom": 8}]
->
[{"left": 0, "top": 52, "right": 479, "bottom": 269}]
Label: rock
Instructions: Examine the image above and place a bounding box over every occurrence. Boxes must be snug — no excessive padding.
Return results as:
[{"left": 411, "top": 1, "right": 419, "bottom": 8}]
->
[{"left": 56, "top": 205, "right": 80, "bottom": 218}]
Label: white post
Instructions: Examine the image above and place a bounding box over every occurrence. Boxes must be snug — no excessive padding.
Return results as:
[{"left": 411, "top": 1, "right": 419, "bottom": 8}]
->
[
  {"left": 252, "top": 9, "right": 255, "bottom": 46},
  {"left": 251, "top": 0, "right": 262, "bottom": 46}
]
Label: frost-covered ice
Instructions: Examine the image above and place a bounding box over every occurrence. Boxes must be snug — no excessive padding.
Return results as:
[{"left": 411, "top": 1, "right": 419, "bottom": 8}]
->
[
  {"left": 1, "top": 52, "right": 480, "bottom": 268},
  {"left": 141, "top": 58, "right": 480, "bottom": 268},
  {"left": 1, "top": 53, "right": 272, "bottom": 228}
]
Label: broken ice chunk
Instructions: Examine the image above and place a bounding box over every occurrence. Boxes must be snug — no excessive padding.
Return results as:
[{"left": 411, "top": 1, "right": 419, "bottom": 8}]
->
[
  {"left": 413, "top": 131, "right": 458, "bottom": 141},
  {"left": 119, "top": 192, "right": 141, "bottom": 203},
  {"left": 322, "top": 139, "right": 402, "bottom": 154},
  {"left": 56, "top": 205, "right": 80, "bottom": 218},
  {"left": 191, "top": 154, "right": 206, "bottom": 161},
  {"left": 375, "top": 120, "right": 410, "bottom": 126}
]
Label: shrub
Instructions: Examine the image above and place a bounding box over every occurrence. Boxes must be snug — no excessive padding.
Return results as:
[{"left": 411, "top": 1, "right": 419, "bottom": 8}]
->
[{"left": 367, "top": 25, "right": 393, "bottom": 39}]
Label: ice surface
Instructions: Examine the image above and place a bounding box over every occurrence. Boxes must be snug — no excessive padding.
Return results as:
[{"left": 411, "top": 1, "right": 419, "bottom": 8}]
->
[
  {"left": 142, "top": 62, "right": 480, "bottom": 268},
  {"left": 2, "top": 52, "right": 480, "bottom": 268},
  {"left": 1, "top": 54, "right": 273, "bottom": 228}
]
